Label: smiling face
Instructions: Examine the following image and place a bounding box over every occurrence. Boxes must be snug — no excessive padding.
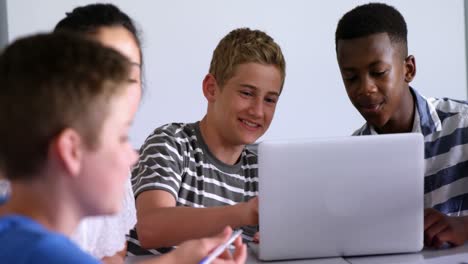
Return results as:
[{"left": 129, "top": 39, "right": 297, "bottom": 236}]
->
[
  {"left": 336, "top": 32, "right": 416, "bottom": 132},
  {"left": 209, "top": 62, "right": 282, "bottom": 146}
]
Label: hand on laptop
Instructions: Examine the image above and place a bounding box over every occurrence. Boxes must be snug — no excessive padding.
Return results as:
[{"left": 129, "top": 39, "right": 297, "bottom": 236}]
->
[
  {"left": 253, "top": 232, "right": 260, "bottom": 244},
  {"left": 424, "top": 208, "right": 468, "bottom": 248}
]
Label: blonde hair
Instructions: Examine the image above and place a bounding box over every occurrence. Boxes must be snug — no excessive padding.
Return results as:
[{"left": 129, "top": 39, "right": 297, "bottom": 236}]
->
[{"left": 209, "top": 28, "right": 286, "bottom": 92}]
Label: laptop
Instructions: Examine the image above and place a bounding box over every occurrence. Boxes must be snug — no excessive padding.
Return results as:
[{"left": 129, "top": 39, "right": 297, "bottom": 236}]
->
[{"left": 256, "top": 133, "right": 424, "bottom": 261}]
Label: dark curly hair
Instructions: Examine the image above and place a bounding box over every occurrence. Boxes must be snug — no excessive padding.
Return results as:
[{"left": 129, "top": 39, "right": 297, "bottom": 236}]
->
[
  {"left": 54, "top": 3, "right": 142, "bottom": 65},
  {"left": 335, "top": 2, "right": 408, "bottom": 57}
]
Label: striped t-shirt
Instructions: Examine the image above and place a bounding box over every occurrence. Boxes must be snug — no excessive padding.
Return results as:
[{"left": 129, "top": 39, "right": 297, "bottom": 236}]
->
[
  {"left": 127, "top": 122, "right": 258, "bottom": 255},
  {"left": 354, "top": 87, "right": 468, "bottom": 217}
]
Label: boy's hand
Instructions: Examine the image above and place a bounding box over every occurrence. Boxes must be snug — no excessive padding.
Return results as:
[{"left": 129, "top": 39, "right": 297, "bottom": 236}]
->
[
  {"left": 172, "top": 226, "right": 247, "bottom": 264},
  {"left": 253, "top": 232, "right": 260, "bottom": 244},
  {"left": 424, "top": 208, "right": 468, "bottom": 248}
]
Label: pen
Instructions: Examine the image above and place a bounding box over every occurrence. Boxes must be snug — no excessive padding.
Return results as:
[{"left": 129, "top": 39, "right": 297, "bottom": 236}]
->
[{"left": 199, "top": 229, "right": 243, "bottom": 264}]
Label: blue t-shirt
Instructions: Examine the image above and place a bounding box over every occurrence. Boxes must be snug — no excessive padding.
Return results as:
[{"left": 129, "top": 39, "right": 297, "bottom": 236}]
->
[{"left": 0, "top": 215, "right": 100, "bottom": 264}]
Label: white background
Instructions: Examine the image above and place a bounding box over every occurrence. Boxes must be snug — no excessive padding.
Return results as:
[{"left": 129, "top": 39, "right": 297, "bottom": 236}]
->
[{"left": 5, "top": 0, "right": 467, "bottom": 148}]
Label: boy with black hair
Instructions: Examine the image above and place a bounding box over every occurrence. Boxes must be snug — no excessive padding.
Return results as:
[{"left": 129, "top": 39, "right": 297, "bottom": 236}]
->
[{"left": 335, "top": 3, "right": 468, "bottom": 248}]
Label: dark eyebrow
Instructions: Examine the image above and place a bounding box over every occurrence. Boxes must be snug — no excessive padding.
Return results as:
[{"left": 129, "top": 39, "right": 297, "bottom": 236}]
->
[{"left": 239, "top": 83, "right": 280, "bottom": 97}]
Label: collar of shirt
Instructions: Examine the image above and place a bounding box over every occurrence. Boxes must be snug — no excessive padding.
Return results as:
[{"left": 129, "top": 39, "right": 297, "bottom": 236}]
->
[{"left": 363, "top": 87, "right": 442, "bottom": 136}]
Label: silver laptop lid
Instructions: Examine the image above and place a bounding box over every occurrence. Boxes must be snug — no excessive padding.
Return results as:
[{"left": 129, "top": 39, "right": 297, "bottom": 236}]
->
[{"left": 258, "top": 133, "right": 424, "bottom": 261}]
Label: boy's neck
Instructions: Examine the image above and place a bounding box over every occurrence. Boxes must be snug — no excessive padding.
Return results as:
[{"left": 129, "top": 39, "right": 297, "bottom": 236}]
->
[
  {"left": 2, "top": 179, "right": 81, "bottom": 236},
  {"left": 377, "top": 87, "right": 415, "bottom": 134},
  {"left": 199, "top": 116, "right": 245, "bottom": 165}
]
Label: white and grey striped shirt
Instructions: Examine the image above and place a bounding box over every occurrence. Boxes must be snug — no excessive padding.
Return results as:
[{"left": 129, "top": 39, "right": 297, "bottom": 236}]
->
[
  {"left": 127, "top": 122, "right": 258, "bottom": 255},
  {"left": 354, "top": 87, "right": 468, "bottom": 217}
]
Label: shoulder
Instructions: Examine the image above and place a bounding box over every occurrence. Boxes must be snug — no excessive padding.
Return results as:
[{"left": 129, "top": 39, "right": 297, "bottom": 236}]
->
[
  {"left": 151, "top": 122, "right": 195, "bottom": 139},
  {"left": 429, "top": 97, "right": 468, "bottom": 131},
  {"left": 0, "top": 216, "right": 98, "bottom": 263},
  {"left": 142, "top": 122, "right": 197, "bottom": 148},
  {"left": 430, "top": 97, "right": 468, "bottom": 115},
  {"left": 32, "top": 234, "right": 99, "bottom": 264}
]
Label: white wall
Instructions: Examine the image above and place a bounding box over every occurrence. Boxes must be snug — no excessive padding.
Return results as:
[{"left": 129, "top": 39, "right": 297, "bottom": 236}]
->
[
  {"left": 6, "top": 0, "right": 467, "bottom": 148},
  {"left": 0, "top": 0, "right": 8, "bottom": 49}
]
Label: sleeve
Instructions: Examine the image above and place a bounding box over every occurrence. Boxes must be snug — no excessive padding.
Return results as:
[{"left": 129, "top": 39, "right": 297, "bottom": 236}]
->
[
  {"left": 131, "top": 124, "right": 187, "bottom": 200},
  {"left": 31, "top": 235, "right": 100, "bottom": 264}
]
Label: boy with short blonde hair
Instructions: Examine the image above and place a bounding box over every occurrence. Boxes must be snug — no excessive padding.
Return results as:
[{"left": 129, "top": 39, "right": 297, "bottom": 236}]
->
[
  {"left": 209, "top": 28, "right": 286, "bottom": 89},
  {"left": 129, "top": 27, "right": 286, "bottom": 255}
]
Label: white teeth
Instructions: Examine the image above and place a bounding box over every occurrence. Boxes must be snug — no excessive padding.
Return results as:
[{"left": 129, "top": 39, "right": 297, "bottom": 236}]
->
[{"left": 242, "top": 120, "right": 258, "bottom": 127}]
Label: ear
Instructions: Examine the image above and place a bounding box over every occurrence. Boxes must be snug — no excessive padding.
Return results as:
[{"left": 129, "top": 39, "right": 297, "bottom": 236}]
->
[
  {"left": 404, "top": 55, "right": 416, "bottom": 83},
  {"left": 202, "top": 74, "right": 219, "bottom": 103},
  {"left": 51, "top": 128, "right": 84, "bottom": 177}
]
